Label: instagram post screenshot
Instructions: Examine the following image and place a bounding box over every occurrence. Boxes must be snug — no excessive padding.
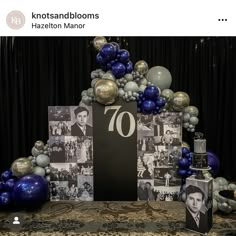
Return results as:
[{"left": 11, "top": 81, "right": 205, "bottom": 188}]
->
[{"left": 0, "top": 0, "right": 236, "bottom": 235}]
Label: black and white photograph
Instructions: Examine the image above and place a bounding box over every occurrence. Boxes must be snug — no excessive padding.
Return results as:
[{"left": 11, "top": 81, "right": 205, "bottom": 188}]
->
[
  {"left": 137, "top": 137, "right": 156, "bottom": 153},
  {"left": 185, "top": 177, "right": 213, "bottom": 234},
  {"left": 50, "top": 163, "right": 72, "bottom": 181},
  {"left": 48, "top": 106, "right": 71, "bottom": 121},
  {"left": 137, "top": 114, "right": 154, "bottom": 137},
  {"left": 50, "top": 181, "right": 69, "bottom": 201},
  {"left": 137, "top": 180, "right": 155, "bottom": 201},
  {"left": 77, "top": 163, "right": 93, "bottom": 176},
  {"left": 49, "top": 136, "right": 66, "bottom": 163},
  {"left": 76, "top": 137, "right": 93, "bottom": 164},
  {"left": 77, "top": 175, "right": 94, "bottom": 201},
  {"left": 49, "top": 121, "right": 71, "bottom": 136},
  {"left": 154, "top": 167, "right": 180, "bottom": 186},
  {"left": 70, "top": 106, "right": 93, "bottom": 137},
  {"left": 137, "top": 152, "right": 155, "bottom": 179}
]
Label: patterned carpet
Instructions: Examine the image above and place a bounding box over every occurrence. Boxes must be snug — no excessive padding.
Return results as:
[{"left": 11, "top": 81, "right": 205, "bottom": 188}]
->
[{"left": 0, "top": 201, "right": 236, "bottom": 236}]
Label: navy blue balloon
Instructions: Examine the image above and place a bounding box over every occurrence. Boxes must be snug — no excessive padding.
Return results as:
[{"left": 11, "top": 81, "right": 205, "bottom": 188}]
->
[
  {"left": 4, "top": 179, "right": 16, "bottom": 192},
  {"left": 177, "top": 169, "right": 187, "bottom": 177},
  {"left": 112, "top": 62, "right": 126, "bottom": 78},
  {"left": 178, "top": 158, "right": 190, "bottom": 169},
  {"left": 119, "top": 49, "right": 130, "bottom": 63},
  {"left": 182, "top": 147, "right": 190, "bottom": 157},
  {"left": 0, "top": 192, "right": 12, "bottom": 206},
  {"left": 100, "top": 43, "right": 117, "bottom": 61},
  {"left": 142, "top": 100, "right": 155, "bottom": 114},
  {"left": 144, "top": 86, "right": 159, "bottom": 100},
  {"left": 208, "top": 151, "right": 220, "bottom": 177},
  {"left": 156, "top": 96, "right": 166, "bottom": 107},
  {"left": 126, "top": 61, "right": 133, "bottom": 73},
  {"left": 1, "top": 170, "right": 13, "bottom": 182},
  {"left": 187, "top": 170, "right": 193, "bottom": 176},
  {"left": 13, "top": 174, "right": 48, "bottom": 208},
  {"left": 96, "top": 53, "right": 106, "bottom": 65},
  {"left": 110, "top": 42, "right": 120, "bottom": 53},
  {"left": 0, "top": 182, "right": 4, "bottom": 192}
]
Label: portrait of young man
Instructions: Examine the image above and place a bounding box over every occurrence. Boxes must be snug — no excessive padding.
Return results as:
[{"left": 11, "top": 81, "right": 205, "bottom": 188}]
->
[
  {"left": 71, "top": 106, "right": 92, "bottom": 136},
  {"left": 185, "top": 184, "right": 208, "bottom": 233}
]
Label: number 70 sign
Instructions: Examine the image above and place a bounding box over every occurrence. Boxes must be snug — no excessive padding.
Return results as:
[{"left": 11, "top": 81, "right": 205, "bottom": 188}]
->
[{"left": 104, "top": 106, "right": 136, "bottom": 138}]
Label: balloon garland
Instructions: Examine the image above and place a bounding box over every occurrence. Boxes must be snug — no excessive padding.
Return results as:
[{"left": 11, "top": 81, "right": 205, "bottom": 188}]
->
[
  {"left": 0, "top": 140, "right": 50, "bottom": 209},
  {"left": 82, "top": 37, "right": 201, "bottom": 132}
]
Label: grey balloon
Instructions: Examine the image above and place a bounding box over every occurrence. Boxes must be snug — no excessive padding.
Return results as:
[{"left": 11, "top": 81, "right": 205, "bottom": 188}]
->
[
  {"left": 189, "top": 116, "right": 199, "bottom": 125},
  {"left": 138, "top": 85, "right": 147, "bottom": 92},
  {"left": 91, "top": 78, "right": 99, "bottom": 88},
  {"left": 31, "top": 147, "right": 41, "bottom": 157},
  {"left": 146, "top": 66, "right": 172, "bottom": 90},
  {"left": 36, "top": 154, "right": 50, "bottom": 168},
  {"left": 184, "top": 106, "right": 199, "bottom": 117},
  {"left": 102, "top": 72, "right": 115, "bottom": 81},
  {"left": 124, "top": 81, "right": 139, "bottom": 92},
  {"left": 124, "top": 73, "right": 133, "bottom": 81},
  {"left": 213, "top": 199, "right": 218, "bottom": 213},
  {"left": 183, "top": 113, "right": 190, "bottom": 122},
  {"left": 33, "top": 166, "right": 46, "bottom": 177},
  {"left": 87, "top": 88, "right": 94, "bottom": 97}
]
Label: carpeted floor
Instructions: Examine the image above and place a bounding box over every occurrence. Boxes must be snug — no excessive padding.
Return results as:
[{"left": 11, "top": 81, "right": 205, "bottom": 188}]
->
[{"left": 0, "top": 201, "right": 236, "bottom": 235}]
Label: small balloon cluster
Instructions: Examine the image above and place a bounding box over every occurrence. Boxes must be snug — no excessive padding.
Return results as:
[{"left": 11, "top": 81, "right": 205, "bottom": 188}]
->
[
  {"left": 183, "top": 106, "right": 199, "bottom": 133},
  {"left": 96, "top": 42, "right": 133, "bottom": 78},
  {"left": 0, "top": 140, "right": 50, "bottom": 209},
  {"left": 137, "top": 86, "right": 166, "bottom": 114},
  {"left": 30, "top": 140, "right": 51, "bottom": 181},
  {"left": 177, "top": 147, "right": 194, "bottom": 179}
]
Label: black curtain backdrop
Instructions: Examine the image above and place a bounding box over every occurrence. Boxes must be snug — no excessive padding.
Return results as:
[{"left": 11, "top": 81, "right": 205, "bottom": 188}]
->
[{"left": 0, "top": 37, "right": 236, "bottom": 180}]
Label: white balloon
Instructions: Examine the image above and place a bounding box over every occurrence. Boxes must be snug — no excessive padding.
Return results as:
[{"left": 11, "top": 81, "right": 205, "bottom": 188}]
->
[
  {"left": 146, "top": 66, "right": 172, "bottom": 90},
  {"left": 33, "top": 166, "right": 45, "bottom": 176}
]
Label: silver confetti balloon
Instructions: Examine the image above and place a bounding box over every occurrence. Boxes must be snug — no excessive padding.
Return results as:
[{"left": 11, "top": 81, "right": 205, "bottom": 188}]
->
[
  {"left": 93, "top": 36, "right": 107, "bottom": 50},
  {"left": 94, "top": 79, "right": 118, "bottom": 105},
  {"left": 11, "top": 157, "right": 33, "bottom": 177},
  {"left": 134, "top": 60, "right": 149, "bottom": 75}
]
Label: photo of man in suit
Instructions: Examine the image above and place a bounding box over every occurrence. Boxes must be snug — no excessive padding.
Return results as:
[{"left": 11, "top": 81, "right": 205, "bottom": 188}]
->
[
  {"left": 185, "top": 185, "right": 208, "bottom": 234},
  {"left": 71, "top": 106, "right": 92, "bottom": 136}
]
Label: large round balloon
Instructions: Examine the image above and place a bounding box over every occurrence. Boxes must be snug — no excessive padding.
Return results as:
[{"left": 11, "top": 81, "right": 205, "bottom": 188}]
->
[
  {"left": 208, "top": 151, "right": 220, "bottom": 177},
  {"left": 171, "top": 91, "right": 190, "bottom": 111},
  {"left": 111, "top": 62, "right": 126, "bottom": 78},
  {"left": 100, "top": 43, "right": 117, "bottom": 61},
  {"left": 146, "top": 66, "right": 172, "bottom": 90},
  {"left": 144, "top": 86, "right": 159, "bottom": 100},
  {"left": 141, "top": 100, "right": 155, "bottom": 114},
  {"left": 11, "top": 158, "right": 33, "bottom": 177},
  {"left": 93, "top": 36, "right": 107, "bottom": 51},
  {"left": 13, "top": 174, "right": 48, "bottom": 208},
  {"left": 36, "top": 154, "right": 50, "bottom": 168},
  {"left": 94, "top": 79, "right": 118, "bottom": 105},
  {"left": 134, "top": 60, "right": 149, "bottom": 75}
]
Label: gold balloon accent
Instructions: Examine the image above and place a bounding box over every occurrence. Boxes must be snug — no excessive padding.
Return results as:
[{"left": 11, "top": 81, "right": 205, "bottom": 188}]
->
[
  {"left": 94, "top": 79, "right": 118, "bottom": 105},
  {"left": 11, "top": 157, "right": 33, "bottom": 177},
  {"left": 34, "top": 140, "right": 44, "bottom": 150},
  {"left": 93, "top": 36, "right": 107, "bottom": 51},
  {"left": 171, "top": 91, "right": 190, "bottom": 111},
  {"left": 182, "top": 141, "right": 190, "bottom": 150},
  {"left": 134, "top": 60, "right": 149, "bottom": 75}
]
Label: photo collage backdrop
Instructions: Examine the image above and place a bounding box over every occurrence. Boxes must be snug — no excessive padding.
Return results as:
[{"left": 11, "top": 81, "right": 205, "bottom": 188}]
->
[
  {"left": 48, "top": 106, "right": 93, "bottom": 201},
  {"left": 137, "top": 112, "right": 182, "bottom": 201}
]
